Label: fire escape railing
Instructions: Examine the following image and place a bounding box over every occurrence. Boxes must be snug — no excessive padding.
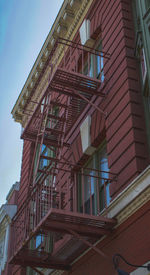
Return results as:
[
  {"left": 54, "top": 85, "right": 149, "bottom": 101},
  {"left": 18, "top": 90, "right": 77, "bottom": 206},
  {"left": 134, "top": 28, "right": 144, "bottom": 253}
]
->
[
  {"left": 50, "top": 37, "right": 110, "bottom": 81},
  {"left": 10, "top": 168, "right": 117, "bottom": 264}
]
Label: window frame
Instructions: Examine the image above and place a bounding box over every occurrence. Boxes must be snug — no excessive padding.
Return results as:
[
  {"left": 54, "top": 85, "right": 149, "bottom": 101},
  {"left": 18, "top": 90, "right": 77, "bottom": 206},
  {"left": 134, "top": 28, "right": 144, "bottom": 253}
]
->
[{"left": 77, "top": 142, "right": 110, "bottom": 215}]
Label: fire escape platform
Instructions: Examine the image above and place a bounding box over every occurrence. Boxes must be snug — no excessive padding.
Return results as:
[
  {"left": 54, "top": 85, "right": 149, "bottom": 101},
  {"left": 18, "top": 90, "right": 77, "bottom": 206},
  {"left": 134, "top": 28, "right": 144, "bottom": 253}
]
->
[
  {"left": 50, "top": 68, "right": 105, "bottom": 98},
  {"left": 36, "top": 208, "right": 117, "bottom": 238},
  {"left": 10, "top": 209, "right": 117, "bottom": 270},
  {"left": 10, "top": 248, "right": 71, "bottom": 270}
]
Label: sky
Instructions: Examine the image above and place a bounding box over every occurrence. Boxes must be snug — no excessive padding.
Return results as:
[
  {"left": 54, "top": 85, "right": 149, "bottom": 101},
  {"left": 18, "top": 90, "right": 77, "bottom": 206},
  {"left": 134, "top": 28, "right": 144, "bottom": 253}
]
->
[{"left": 0, "top": 0, "right": 64, "bottom": 206}]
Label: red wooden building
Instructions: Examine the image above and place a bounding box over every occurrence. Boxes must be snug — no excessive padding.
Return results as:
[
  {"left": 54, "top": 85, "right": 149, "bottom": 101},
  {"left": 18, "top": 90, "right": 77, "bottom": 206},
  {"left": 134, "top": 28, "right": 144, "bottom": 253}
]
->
[{"left": 10, "top": 0, "right": 150, "bottom": 274}]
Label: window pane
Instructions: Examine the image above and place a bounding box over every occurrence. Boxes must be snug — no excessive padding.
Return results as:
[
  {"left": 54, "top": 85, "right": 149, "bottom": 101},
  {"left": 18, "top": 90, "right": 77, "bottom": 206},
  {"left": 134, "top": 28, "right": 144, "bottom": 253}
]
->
[
  {"left": 98, "top": 146, "right": 110, "bottom": 208},
  {"left": 140, "top": 47, "right": 147, "bottom": 82},
  {"left": 77, "top": 143, "right": 110, "bottom": 215}
]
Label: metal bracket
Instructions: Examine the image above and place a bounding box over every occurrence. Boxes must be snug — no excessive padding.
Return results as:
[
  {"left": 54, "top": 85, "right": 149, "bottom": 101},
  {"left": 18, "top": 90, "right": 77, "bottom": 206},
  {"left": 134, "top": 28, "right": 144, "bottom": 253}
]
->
[
  {"left": 73, "top": 89, "right": 107, "bottom": 117},
  {"left": 67, "top": 228, "right": 108, "bottom": 259}
]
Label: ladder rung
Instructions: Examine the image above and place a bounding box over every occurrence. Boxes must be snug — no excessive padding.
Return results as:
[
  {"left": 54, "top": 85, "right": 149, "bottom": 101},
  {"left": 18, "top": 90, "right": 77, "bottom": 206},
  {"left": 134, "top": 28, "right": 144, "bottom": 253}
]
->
[
  {"left": 47, "top": 114, "right": 66, "bottom": 122},
  {"left": 50, "top": 100, "right": 68, "bottom": 109},
  {"left": 45, "top": 128, "right": 64, "bottom": 135}
]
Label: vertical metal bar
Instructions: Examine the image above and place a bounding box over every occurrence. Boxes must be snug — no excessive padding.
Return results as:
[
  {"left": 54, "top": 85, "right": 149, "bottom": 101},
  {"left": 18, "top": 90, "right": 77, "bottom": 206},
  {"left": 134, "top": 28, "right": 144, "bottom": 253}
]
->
[
  {"left": 29, "top": 95, "right": 47, "bottom": 188},
  {"left": 36, "top": 187, "right": 38, "bottom": 226},
  {"left": 66, "top": 177, "right": 68, "bottom": 210},
  {"left": 76, "top": 48, "right": 78, "bottom": 73},
  {"left": 59, "top": 181, "right": 61, "bottom": 209},
  {"left": 104, "top": 179, "right": 107, "bottom": 210},
  {"left": 34, "top": 93, "right": 52, "bottom": 187},
  {"left": 82, "top": 48, "right": 84, "bottom": 75},
  {"left": 39, "top": 183, "right": 41, "bottom": 221},
  {"left": 74, "top": 172, "right": 77, "bottom": 212},
  {"left": 64, "top": 47, "right": 66, "bottom": 68},
  {"left": 50, "top": 180, "right": 52, "bottom": 209},
  {"left": 96, "top": 172, "right": 100, "bottom": 215},
  {"left": 46, "top": 180, "right": 48, "bottom": 215},
  {"left": 70, "top": 45, "right": 72, "bottom": 70},
  {"left": 94, "top": 53, "right": 96, "bottom": 78},
  {"left": 100, "top": 54, "right": 102, "bottom": 80},
  {"left": 89, "top": 175, "right": 92, "bottom": 215},
  {"left": 88, "top": 51, "right": 90, "bottom": 76},
  {"left": 81, "top": 169, "right": 85, "bottom": 214},
  {"left": 33, "top": 193, "right": 35, "bottom": 229}
]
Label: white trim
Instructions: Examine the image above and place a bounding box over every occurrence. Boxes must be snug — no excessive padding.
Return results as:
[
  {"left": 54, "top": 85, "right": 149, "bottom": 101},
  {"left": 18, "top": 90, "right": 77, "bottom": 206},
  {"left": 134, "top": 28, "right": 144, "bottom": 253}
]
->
[
  {"left": 107, "top": 165, "right": 150, "bottom": 219},
  {"left": 80, "top": 115, "right": 96, "bottom": 155},
  {"left": 130, "top": 261, "right": 150, "bottom": 275},
  {"left": 79, "top": 19, "right": 90, "bottom": 45}
]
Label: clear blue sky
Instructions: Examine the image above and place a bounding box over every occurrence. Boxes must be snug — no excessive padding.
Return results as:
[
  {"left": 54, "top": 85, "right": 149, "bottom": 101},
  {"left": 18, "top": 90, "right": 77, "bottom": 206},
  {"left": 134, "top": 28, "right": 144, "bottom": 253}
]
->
[{"left": 0, "top": 0, "right": 64, "bottom": 206}]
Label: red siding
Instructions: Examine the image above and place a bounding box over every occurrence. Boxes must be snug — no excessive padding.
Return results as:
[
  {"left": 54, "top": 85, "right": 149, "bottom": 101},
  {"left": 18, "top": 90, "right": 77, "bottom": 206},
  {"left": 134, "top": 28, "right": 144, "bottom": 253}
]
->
[
  {"left": 101, "top": 0, "right": 148, "bottom": 197},
  {"left": 70, "top": 0, "right": 149, "bottom": 198},
  {"left": 11, "top": 0, "right": 150, "bottom": 272},
  {"left": 17, "top": 140, "right": 33, "bottom": 209},
  {"left": 7, "top": 190, "right": 19, "bottom": 205},
  {"left": 63, "top": 201, "right": 150, "bottom": 275}
]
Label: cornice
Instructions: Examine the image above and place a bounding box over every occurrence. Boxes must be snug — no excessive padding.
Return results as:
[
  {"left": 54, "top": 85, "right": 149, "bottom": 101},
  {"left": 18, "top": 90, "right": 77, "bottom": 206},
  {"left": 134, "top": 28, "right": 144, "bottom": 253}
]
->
[
  {"left": 12, "top": 0, "right": 93, "bottom": 127},
  {"left": 6, "top": 182, "right": 20, "bottom": 202},
  {"left": 107, "top": 165, "right": 150, "bottom": 224}
]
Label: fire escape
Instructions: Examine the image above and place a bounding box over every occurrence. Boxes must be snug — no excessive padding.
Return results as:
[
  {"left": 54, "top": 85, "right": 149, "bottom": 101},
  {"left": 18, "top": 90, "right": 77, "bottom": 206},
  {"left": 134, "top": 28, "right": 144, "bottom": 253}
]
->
[{"left": 10, "top": 38, "right": 117, "bottom": 272}]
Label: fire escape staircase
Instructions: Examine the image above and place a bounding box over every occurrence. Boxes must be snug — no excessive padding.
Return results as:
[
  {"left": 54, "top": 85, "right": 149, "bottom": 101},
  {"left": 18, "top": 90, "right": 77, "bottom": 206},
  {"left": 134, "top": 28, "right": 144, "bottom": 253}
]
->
[{"left": 9, "top": 38, "right": 117, "bottom": 272}]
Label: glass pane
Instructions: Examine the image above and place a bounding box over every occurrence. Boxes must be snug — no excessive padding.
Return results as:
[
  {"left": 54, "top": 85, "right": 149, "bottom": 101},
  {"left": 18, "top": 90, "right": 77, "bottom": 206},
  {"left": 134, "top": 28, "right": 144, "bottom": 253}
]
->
[
  {"left": 98, "top": 146, "right": 110, "bottom": 209},
  {"left": 77, "top": 144, "right": 110, "bottom": 215},
  {"left": 140, "top": 47, "right": 147, "bottom": 82}
]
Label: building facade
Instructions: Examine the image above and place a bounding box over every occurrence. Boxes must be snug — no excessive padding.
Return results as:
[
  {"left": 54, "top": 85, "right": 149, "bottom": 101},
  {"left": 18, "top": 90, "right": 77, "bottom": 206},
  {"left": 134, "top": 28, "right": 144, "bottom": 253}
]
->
[
  {"left": 10, "top": 0, "right": 150, "bottom": 274},
  {"left": 0, "top": 182, "right": 19, "bottom": 275}
]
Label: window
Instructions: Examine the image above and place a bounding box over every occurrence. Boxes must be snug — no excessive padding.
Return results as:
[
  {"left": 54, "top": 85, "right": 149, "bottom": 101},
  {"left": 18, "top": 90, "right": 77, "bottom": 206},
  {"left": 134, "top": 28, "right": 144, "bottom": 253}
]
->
[
  {"left": 35, "top": 233, "right": 53, "bottom": 253},
  {"left": 33, "top": 144, "right": 56, "bottom": 185},
  {"left": 77, "top": 144, "right": 110, "bottom": 215},
  {"left": 77, "top": 40, "right": 104, "bottom": 83},
  {"left": 135, "top": 32, "right": 148, "bottom": 86},
  {"left": 47, "top": 106, "right": 59, "bottom": 129},
  {"left": 97, "top": 146, "right": 110, "bottom": 210},
  {"left": 79, "top": 19, "right": 90, "bottom": 45},
  {"left": 89, "top": 42, "right": 104, "bottom": 82},
  {"left": 95, "top": 42, "right": 104, "bottom": 81},
  {"left": 140, "top": 47, "right": 147, "bottom": 84}
]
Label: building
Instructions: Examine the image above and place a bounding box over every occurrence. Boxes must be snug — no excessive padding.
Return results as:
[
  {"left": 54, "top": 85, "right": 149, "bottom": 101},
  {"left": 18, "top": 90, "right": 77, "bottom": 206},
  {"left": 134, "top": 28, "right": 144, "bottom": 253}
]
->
[
  {"left": 10, "top": 0, "right": 150, "bottom": 274},
  {"left": 0, "top": 182, "right": 20, "bottom": 275}
]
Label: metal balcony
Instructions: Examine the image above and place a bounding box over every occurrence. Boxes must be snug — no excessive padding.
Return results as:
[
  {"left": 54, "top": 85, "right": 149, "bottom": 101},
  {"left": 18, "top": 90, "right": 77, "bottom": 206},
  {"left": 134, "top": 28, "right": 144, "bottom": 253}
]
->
[
  {"left": 9, "top": 168, "right": 117, "bottom": 271},
  {"left": 22, "top": 38, "right": 110, "bottom": 143}
]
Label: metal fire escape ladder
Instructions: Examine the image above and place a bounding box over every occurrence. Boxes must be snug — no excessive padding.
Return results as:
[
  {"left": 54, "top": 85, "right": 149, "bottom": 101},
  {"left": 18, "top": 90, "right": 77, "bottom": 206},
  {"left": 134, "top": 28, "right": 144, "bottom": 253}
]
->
[
  {"left": 27, "top": 88, "right": 72, "bottom": 212},
  {"left": 49, "top": 94, "right": 71, "bottom": 188},
  {"left": 28, "top": 92, "right": 52, "bottom": 188}
]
